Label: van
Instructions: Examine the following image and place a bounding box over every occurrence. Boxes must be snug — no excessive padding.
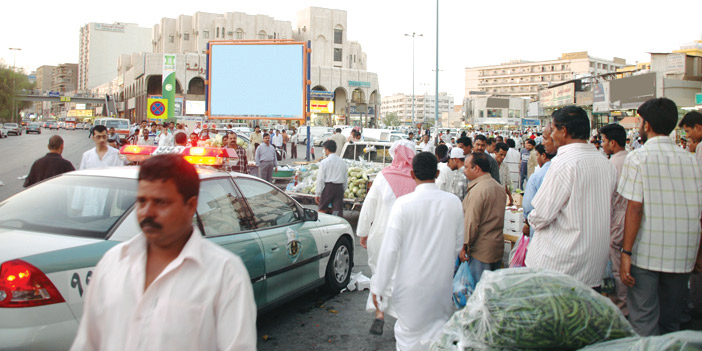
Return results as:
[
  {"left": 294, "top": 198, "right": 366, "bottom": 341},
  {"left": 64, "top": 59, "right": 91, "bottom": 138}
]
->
[
  {"left": 94, "top": 118, "right": 130, "bottom": 139},
  {"left": 297, "top": 126, "right": 333, "bottom": 144}
]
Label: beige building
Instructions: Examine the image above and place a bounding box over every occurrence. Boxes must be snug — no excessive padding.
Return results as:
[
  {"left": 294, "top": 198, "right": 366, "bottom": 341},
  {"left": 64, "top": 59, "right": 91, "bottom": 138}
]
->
[
  {"left": 52, "top": 63, "right": 78, "bottom": 94},
  {"left": 380, "top": 92, "right": 454, "bottom": 126},
  {"left": 79, "top": 22, "right": 153, "bottom": 90},
  {"left": 116, "top": 7, "right": 379, "bottom": 126},
  {"left": 34, "top": 65, "right": 56, "bottom": 116},
  {"left": 465, "top": 52, "right": 627, "bottom": 101},
  {"left": 292, "top": 7, "right": 379, "bottom": 127}
]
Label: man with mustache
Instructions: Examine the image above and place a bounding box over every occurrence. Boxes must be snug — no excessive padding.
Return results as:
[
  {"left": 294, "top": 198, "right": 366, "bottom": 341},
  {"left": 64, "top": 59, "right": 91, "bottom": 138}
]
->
[{"left": 72, "top": 154, "right": 257, "bottom": 350}]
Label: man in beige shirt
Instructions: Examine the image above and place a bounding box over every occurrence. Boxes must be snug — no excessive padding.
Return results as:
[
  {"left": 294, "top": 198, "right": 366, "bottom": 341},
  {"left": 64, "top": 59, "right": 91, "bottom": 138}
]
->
[
  {"left": 599, "top": 123, "right": 629, "bottom": 316},
  {"left": 331, "top": 128, "right": 347, "bottom": 157},
  {"left": 459, "top": 152, "right": 507, "bottom": 283}
]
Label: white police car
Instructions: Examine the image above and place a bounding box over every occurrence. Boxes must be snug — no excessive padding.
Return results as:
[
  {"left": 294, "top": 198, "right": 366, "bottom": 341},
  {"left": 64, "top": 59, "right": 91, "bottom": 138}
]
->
[{"left": 0, "top": 164, "right": 354, "bottom": 350}]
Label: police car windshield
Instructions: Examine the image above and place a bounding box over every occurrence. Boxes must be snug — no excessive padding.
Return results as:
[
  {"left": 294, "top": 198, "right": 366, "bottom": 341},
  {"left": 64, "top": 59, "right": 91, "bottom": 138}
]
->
[{"left": 0, "top": 175, "right": 137, "bottom": 239}]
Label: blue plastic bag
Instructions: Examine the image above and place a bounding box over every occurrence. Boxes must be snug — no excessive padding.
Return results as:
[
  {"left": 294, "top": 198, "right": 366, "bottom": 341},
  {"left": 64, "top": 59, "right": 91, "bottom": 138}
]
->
[{"left": 453, "top": 259, "right": 476, "bottom": 308}]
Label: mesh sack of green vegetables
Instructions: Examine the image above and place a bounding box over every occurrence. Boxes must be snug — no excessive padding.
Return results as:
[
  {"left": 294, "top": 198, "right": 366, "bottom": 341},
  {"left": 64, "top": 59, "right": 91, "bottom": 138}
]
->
[
  {"left": 578, "top": 330, "right": 702, "bottom": 351},
  {"left": 430, "top": 268, "right": 636, "bottom": 351}
]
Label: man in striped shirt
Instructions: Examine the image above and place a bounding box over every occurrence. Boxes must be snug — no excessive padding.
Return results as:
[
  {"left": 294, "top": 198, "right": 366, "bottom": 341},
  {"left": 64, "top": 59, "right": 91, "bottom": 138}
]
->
[
  {"left": 525, "top": 106, "right": 617, "bottom": 289},
  {"left": 619, "top": 98, "right": 702, "bottom": 336}
]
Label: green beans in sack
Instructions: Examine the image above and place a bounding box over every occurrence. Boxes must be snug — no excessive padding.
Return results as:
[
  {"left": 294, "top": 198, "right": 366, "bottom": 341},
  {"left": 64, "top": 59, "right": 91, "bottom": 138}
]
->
[{"left": 431, "top": 268, "right": 636, "bottom": 351}]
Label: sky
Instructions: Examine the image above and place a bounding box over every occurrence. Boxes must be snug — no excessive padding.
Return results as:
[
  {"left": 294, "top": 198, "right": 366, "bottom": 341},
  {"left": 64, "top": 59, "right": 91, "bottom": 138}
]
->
[{"left": 2, "top": 0, "right": 701, "bottom": 101}]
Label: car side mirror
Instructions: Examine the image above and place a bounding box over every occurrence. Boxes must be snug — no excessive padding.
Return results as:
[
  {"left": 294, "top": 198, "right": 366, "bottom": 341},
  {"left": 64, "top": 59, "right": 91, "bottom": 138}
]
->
[{"left": 303, "top": 207, "right": 318, "bottom": 221}]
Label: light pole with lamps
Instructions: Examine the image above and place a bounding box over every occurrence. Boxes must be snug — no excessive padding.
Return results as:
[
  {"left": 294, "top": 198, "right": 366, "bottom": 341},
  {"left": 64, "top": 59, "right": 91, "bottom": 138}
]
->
[
  {"left": 404, "top": 32, "right": 422, "bottom": 129},
  {"left": 9, "top": 48, "right": 21, "bottom": 123}
]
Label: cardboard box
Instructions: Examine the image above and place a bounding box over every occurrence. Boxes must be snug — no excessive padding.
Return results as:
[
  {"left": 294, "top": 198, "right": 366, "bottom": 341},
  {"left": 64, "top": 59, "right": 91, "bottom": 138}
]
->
[{"left": 504, "top": 208, "right": 525, "bottom": 233}]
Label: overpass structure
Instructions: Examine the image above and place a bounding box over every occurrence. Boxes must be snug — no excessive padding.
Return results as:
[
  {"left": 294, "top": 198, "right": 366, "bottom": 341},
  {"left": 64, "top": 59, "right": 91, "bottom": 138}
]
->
[{"left": 15, "top": 93, "right": 118, "bottom": 117}]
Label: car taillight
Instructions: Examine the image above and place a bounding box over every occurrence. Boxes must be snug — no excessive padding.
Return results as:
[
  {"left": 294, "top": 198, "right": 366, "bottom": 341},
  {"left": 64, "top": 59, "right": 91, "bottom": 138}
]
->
[{"left": 0, "top": 259, "right": 65, "bottom": 308}]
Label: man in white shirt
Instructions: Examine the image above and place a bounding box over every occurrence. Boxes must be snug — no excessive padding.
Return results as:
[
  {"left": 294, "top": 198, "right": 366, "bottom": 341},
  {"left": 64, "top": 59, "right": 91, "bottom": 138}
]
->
[
  {"left": 331, "top": 128, "right": 347, "bottom": 157},
  {"left": 272, "top": 130, "right": 284, "bottom": 150},
  {"left": 526, "top": 106, "right": 617, "bottom": 289},
  {"left": 71, "top": 154, "right": 256, "bottom": 351},
  {"left": 371, "top": 152, "right": 464, "bottom": 351},
  {"left": 419, "top": 134, "right": 434, "bottom": 153},
  {"left": 193, "top": 122, "right": 202, "bottom": 135},
  {"left": 315, "top": 140, "right": 348, "bottom": 217},
  {"left": 79, "top": 125, "right": 124, "bottom": 170},
  {"left": 437, "top": 147, "right": 463, "bottom": 193}
]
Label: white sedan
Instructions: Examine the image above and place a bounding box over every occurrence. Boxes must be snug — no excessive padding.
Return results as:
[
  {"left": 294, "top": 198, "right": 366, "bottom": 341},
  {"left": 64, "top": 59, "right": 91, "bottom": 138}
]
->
[{"left": 0, "top": 165, "right": 354, "bottom": 350}]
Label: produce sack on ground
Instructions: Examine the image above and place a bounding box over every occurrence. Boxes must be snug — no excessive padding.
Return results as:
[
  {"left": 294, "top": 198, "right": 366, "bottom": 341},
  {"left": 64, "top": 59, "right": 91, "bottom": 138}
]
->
[
  {"left": 453, "top": 260, "right": 476, "bottom": 308},
  {"left": 430, "top": 268, "right": 636, "bottom": 351},
  {"left": 578, "top": 330, "right": 702, "bottom": 351}
]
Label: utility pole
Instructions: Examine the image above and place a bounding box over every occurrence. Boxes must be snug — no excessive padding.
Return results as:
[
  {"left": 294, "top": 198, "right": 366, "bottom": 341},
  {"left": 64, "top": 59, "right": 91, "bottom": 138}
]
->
[
  {"left": 435, "top": 1, "right": 440, "bottom": 131},
  {"left": 9, "top": 48, "right": 21, "bottom": 123},
  {"left": 404, "top": 32, "right": 422, "bottom": 129}
]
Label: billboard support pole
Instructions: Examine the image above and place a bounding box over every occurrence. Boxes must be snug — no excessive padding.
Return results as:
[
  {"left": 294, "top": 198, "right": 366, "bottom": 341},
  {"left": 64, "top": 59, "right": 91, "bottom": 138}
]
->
[{"left": 306, "top": 40, "right": 311, "bottom": 161}]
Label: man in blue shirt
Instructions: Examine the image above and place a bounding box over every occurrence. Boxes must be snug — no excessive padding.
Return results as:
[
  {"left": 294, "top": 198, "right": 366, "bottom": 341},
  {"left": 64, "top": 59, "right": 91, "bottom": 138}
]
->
[{"left": 522, "top": 123, "right": 557, "bottom": 237}]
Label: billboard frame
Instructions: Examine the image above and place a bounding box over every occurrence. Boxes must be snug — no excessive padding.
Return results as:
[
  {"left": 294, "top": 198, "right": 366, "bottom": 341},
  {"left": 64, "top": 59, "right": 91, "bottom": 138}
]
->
[{"left": 205, "top": 39, "right": 310, "bottom": 122}]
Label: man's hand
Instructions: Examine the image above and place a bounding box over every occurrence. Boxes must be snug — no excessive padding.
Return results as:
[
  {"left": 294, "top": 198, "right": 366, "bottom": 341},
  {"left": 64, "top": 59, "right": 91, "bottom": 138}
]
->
[
  {"left": 694, "top": 247, "right": 702, "bottom": 273},
  {"left": 459, "top": 245, "right": 470, "bottom": 262},
  {"left": 314, "top": 196, "right": 320, "bottom": 205},
  {"left": 360, "top": 236, "right": 368, "bottom": 249},
  {"left": 274, "top": 167, "right": 278, "bottom": 173},
  {"left": 372, "top": 293, "right": 382, "bottom": 311},
  {"left": 522, "top": 223, "right": 530, "bottom": 237},
  {"left": 620, "top": 254, "right": 636, "bottom": 287}
]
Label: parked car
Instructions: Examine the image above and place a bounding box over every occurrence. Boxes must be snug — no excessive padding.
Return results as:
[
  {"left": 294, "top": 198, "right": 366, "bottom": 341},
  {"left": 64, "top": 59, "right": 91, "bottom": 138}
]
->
[
  {"left": 47, "top": 121, "right": 59, "bottom": 130},
  {"left": 41, "top": 121, "right": 48, "bottom": 128},
  {"left": 314, "top": 132, "right": 333, "bottom": 147},
  {"left": 75, "top": 123, "right": 84, "bottom": 130},
  {"left": 26, "top": 122, "right": 41, "bottom": 134},
  {"left": 0, "top": 124, "right": 8, "bottom": 138},
  {"left": 65, "top": 123, "right": 75, "bottom": 131},
  {"left": 4, "top": 123, "right": 21, "bottom": 136}
]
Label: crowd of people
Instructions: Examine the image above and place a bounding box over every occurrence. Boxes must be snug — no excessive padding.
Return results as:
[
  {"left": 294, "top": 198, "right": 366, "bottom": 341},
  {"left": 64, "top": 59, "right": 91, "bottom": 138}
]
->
[
  {"left": 18, "top": 98, "right": 702, "bottom": 350},
  {"left": 353, "top": 98, "right": 702, "bottom": 350}
]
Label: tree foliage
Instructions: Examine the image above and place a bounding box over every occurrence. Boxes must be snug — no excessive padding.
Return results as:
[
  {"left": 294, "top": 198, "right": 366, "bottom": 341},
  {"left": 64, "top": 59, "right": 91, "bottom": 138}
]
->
[
  {"left": 0, "top": 65, "right": 34, "bottom": 122},
  {"left": 382, "top": 112, "right": 400, "bottom": 127}
]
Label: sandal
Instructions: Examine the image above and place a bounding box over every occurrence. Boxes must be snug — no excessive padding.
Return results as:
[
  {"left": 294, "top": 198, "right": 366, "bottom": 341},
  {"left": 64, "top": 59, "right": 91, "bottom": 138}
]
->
[{"left": 369, "top": 318, "right": 384, "bottom": 335}]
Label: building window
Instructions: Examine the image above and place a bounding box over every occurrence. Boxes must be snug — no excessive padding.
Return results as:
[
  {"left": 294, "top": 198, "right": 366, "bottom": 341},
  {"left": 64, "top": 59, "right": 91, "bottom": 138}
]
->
[
  {"left": 479, "top": 110, "right": 484, "bottom": 118},
  {"left": 487, "top": 109, "right": 502, "bottom": 118},
  {"left": 222, "top": 27, "right": 225, "bottom": 37},
  {"left": 236, "top": 29, "right": 244, "bottom": 39},
  {"left": 184, "top": 33, "right": 189, "bottom": 41},
  {"left": 203, "top": 30, "right": 209, "bottom": 39},
  {"left": 216, "top": 28, "right": 219, "bottom": 38},
  {"left": 258, "top": 31, "right": 266, "bottom": 39},
  {"left": 334, "top": 29, "right": 342, "bottom": 44},
  {"left": 169, "top": 35, "right": 174, "bottom": 43},
  {"left": 334, "top": 48, "right": 342, "bottom": 62}
]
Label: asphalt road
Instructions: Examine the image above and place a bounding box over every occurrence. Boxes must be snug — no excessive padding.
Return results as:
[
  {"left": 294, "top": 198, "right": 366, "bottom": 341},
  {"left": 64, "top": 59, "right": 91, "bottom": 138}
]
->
[
  {"left": 0, "top": 127, "right": 93, "bottom": 202},
  {"left": 0, "top": 130, "right": 397, "bottom": 349}
]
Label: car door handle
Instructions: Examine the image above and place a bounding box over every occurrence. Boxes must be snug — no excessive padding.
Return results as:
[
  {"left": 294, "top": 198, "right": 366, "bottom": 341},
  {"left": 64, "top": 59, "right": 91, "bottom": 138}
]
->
[{"left": 270, "top": 245, "right": 281, "bottom": 252}]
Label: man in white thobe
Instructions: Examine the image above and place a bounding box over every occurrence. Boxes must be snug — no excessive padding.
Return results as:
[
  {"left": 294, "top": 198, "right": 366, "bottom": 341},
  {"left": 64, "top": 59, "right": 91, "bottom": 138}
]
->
[{"left": 371, "top": 152, "right": 464, "bottom": 351}]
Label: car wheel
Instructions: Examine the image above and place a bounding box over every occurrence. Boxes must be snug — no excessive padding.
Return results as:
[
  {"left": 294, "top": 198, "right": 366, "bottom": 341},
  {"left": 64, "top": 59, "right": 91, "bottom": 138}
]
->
[{"left": 324, "top": 236, "right": 353, "bottom": 293}]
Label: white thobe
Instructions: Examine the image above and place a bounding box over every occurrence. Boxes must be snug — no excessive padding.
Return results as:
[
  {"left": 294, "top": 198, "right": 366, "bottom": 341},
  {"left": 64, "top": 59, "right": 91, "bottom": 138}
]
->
[
  {"left": 371, "top": 183, "right": 464, "bottom": 351},
  {"left": 435, "top": 162, "right": 455, "bottom": 193},
  {"left": 356, "top": 172, "right": 399, "bottom": 318}
]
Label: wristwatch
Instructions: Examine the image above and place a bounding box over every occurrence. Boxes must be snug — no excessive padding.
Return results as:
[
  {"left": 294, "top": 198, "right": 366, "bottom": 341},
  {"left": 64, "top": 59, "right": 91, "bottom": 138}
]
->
[{"left": 620, "top": 248, "right": 632, "bottom": 256}]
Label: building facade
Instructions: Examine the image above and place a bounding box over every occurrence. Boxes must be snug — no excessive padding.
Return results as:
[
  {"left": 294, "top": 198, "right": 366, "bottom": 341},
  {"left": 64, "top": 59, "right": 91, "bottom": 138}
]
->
[
  {"left": 114, "top": 7, "right": 379, "bottom": 126},
  {"left": 34, "top": 65, "right": 56, "bottom": 116},
  {"left": 464, "top": 95, "right": 529, "bottom": 129},
  {"left": 293, "top": 7, "right": 379, "bottom": 127},
  {"left": 465, "top": 52, "right": 627, "bottom": 101},
  {"left": 79, "top": 22, "right": 152, "bottom": 90},
  {"left": 380, "top": 92, "right": 454, "bottom": 126},
  {"left": 52, "top": 63, "right": 78, "bottom": 93}
]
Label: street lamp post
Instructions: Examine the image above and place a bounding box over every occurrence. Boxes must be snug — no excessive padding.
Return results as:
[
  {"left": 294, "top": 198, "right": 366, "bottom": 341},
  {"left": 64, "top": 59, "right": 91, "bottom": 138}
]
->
[
  {"left": 435, "top": 1, "right": 440, "bottom": 131},
  {"left": 404, "top": 32, "right": 422, "bottom": 129},
  {"left": 9, "top": 48, "right": 21, "bottom": 123}
]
